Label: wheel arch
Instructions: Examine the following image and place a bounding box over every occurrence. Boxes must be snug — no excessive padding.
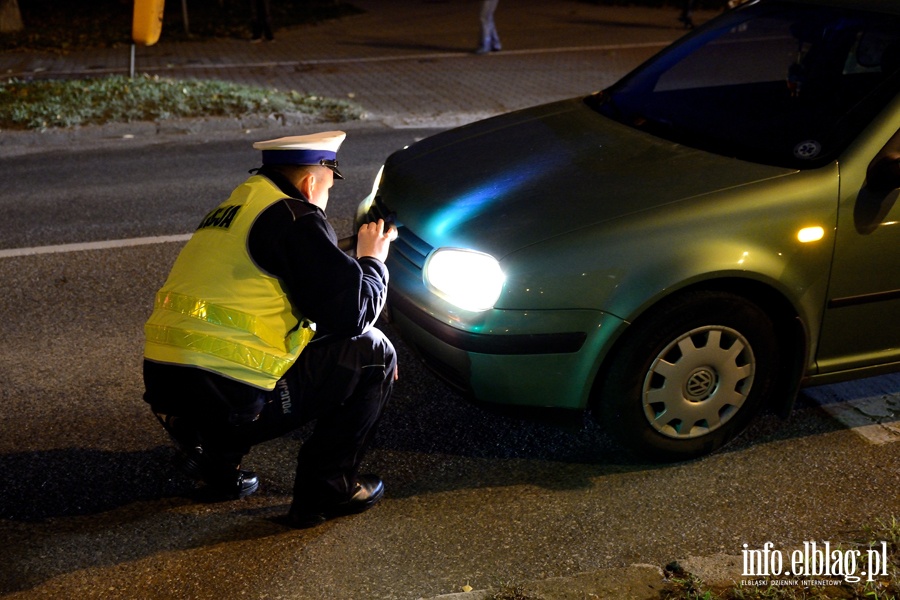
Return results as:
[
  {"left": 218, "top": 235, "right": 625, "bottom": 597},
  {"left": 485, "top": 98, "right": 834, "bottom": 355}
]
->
[{"left": 589, "top": 276, "right": 808, "bottom": 418}]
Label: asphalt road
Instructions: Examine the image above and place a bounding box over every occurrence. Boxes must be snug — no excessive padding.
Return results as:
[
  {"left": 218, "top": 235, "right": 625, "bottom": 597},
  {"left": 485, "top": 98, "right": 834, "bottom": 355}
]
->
[
  {"left": 0, "top": 125, "right": 436, "bottom": 248},
  {"left": 1, "top": 124, "right": 898, "bottom": 599}
]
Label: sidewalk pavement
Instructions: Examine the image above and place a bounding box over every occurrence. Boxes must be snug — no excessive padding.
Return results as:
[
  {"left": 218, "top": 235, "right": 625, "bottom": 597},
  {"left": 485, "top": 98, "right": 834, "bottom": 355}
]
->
[
  {"left": 1, "top": 0, "right": 716, "bottom": 131},
  {"left": 1, "top": 2, "right": 738, "bottom": 598}
]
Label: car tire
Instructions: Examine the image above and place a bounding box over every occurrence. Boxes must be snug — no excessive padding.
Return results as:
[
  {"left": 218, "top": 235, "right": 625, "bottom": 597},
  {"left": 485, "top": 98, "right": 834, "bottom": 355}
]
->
[{"left": 596, "top": 290, "right": 780, "bottom": 462}]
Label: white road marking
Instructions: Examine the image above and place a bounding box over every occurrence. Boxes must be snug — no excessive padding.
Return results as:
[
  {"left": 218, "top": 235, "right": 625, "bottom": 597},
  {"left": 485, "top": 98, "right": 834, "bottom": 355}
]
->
[
  {"left": 0, "top": 234, "right": 192, "bottom": 258},
  {"left": 819, "top": 398, "right": 900, "bottom": 444},
  {"left": 804, "top": 380, "right": 900, "bottom": 444}
]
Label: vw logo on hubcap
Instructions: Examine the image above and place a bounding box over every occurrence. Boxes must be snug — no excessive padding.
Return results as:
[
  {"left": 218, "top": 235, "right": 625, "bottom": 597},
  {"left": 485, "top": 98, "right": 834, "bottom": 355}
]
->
[{"left": 685, "top": 367, "right": 717, "bottom": 401}]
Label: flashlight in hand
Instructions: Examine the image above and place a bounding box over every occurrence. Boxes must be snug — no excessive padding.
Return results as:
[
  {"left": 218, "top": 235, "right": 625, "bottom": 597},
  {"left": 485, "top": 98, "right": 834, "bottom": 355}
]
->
[
  {"left": 337, "top": 234, "right": 357, "bottom": 253},
  {"left": 337, "top": 219, "right": 397, "bottom": 256}
]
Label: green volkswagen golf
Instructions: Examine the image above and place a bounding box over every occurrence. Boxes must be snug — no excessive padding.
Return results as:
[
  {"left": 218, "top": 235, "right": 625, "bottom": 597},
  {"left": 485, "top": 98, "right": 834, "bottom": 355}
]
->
[{"left": 357, "top": 0, "right": 900, "bottom": 461}]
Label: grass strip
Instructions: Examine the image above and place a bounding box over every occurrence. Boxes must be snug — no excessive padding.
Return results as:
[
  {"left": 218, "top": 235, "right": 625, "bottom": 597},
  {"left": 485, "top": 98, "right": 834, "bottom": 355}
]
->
[{"left": 0, "top": 74, "right": 363, "bottom": 130}]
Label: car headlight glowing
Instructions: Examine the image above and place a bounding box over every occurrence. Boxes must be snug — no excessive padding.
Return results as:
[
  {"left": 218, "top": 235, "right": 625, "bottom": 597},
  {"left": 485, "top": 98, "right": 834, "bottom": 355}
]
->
[{"left": 423, "top": 248, "right": 505, "bottom": 312}]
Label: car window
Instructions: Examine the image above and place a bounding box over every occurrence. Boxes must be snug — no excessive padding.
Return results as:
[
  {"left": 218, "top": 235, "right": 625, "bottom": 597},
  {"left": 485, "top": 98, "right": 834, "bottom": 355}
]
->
[{"left": 588, "top": 1, "right": 900, "bottom": 169}]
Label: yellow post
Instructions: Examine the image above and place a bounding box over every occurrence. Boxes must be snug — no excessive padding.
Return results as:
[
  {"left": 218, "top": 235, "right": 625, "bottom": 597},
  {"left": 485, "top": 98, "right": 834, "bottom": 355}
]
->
[{"left": 132, "top": 0, "right": 165, "bottom": 46}]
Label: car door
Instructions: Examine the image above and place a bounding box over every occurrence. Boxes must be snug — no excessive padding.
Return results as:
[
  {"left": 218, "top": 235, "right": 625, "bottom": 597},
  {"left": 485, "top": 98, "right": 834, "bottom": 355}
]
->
[{"left": 816, "top": 118, "right": 900, "bottom": 375}]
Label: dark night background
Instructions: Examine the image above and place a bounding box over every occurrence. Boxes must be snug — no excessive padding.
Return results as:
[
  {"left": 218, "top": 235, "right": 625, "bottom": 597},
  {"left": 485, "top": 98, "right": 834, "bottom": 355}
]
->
[{"left": 1, "top": 0, "right": 723, "bottom": 53}]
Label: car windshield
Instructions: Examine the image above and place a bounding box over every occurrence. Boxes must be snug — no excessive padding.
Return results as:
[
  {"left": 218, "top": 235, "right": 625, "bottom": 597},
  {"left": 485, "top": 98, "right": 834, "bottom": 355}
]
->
[{"left": 586, "top": 1, "right": 900, "bottom": 169}]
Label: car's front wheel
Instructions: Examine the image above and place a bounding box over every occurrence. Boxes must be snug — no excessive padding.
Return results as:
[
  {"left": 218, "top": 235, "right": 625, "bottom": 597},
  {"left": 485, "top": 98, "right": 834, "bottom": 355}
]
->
[{"left": 596, "top": 290, "right": 780, "bottom": 462}]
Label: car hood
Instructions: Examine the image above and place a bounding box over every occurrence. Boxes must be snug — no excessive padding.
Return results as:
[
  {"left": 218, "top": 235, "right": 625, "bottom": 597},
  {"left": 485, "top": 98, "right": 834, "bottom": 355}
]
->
[{"left": 379, "top": 97, "right": 795, "bottom": 258}]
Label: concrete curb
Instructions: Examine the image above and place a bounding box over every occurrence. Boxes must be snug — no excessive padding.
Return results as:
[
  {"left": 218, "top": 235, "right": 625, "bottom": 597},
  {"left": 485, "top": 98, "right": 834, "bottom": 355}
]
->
[{"left": 423, "top": 564, "right": 667, "bottom": 600}]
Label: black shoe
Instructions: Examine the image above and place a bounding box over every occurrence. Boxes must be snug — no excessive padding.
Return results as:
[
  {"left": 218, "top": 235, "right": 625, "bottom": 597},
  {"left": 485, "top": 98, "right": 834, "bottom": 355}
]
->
[
  {"left": 159, "top": 414, "right": 258, "bottom": 500},
  {"left": 287, "top": 475, "right": 384, "bottom": 529},
  {"left": 178, "top": 449, "right": 259, "bottom": 500},
  {"left": 205, "top": 469, "right": 260, "bottom": 500}
]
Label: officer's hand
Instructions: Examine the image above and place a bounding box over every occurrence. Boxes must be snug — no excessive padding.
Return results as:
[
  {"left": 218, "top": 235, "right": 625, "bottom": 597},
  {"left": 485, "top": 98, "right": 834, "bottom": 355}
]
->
[{"left": 356, "top": 219, "right": 397, "bottom": 263}]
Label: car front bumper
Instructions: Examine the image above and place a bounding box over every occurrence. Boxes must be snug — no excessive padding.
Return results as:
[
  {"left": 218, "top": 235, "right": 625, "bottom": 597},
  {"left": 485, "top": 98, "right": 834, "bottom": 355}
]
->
[{"left": 383, "top": 225, "right": 626, "bottom": 410}]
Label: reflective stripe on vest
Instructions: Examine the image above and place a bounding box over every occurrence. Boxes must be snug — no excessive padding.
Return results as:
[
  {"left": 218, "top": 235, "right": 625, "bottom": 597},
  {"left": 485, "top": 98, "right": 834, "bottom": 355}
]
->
[
  {"left": 144, "top": 322, "right": 314, "bottom": 379},
  {"left": 152, "top": 290, "right": 312, "bottom": 353}
]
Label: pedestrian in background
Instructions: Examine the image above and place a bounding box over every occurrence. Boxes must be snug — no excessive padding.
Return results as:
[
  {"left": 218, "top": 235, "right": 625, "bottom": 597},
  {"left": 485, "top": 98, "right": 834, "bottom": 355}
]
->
[
  {"left": 251, "top": 0, "right": 274, "bottom": 42},
  {"left": 678, "top": 0, "right": 697, "bottom": 29},
  {"left": 475, "top": 0, "right": 501, "bottom": 55}
]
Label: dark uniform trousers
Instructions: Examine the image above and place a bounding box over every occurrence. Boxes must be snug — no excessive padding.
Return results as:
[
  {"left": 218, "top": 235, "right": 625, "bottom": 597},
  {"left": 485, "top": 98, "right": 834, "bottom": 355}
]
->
[{"left": 143, "top": 328, "right": 396, "bottom": 500}]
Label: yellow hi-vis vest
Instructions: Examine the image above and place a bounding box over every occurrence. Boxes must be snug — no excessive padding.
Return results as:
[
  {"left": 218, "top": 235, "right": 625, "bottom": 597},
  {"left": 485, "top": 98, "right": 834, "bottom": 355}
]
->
[{"left": 143, "top": 175, "right": 315, "bottom": 390}]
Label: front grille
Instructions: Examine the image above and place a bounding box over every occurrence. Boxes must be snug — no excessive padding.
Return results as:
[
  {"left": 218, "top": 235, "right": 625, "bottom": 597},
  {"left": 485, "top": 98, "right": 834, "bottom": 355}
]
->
[
  {"left": 392, "top": 226, "right": 431, "bottom": 270},
  {"left": 366, "top": 195, "right": 432, "bottom": 270}
]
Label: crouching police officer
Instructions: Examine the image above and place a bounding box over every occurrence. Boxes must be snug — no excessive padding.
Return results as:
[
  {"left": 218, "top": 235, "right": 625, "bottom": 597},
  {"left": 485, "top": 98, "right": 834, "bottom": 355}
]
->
[{"left": 142, "top": 131, "right": 397, "bottom": 528}]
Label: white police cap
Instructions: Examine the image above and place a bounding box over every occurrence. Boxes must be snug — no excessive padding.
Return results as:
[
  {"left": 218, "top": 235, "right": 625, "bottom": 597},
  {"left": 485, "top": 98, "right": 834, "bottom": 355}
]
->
[{"left": 253, "top": 131, "right": 346, "bottom": 179}]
